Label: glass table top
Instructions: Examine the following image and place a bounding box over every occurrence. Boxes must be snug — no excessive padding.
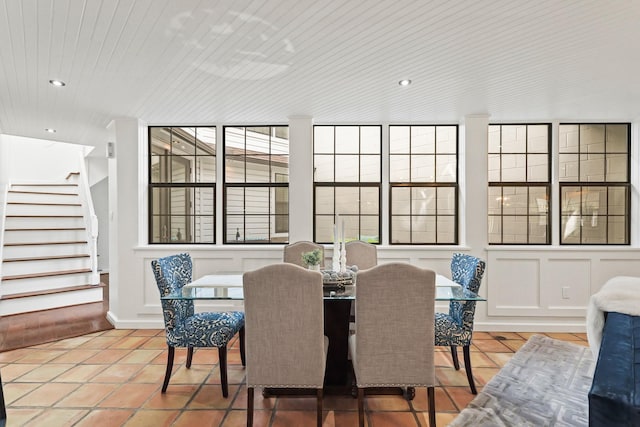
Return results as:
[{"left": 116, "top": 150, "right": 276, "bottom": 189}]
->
[{"left": 161, "top": 274, "right": 486, "bottom": 302}]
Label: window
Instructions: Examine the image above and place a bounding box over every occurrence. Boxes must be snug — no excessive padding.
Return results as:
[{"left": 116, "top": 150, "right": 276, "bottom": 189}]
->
[
  {"left": 313, "top": 125, "right": 381, "bottom": 244},
  {"left": 558, "top": 123, "right": 630, "bottom": 244},
  {"left": 148, "top": 126, "right": 216, "bottom": 244},
  {"left": 389, "top": 125, "right": 458, "bottom": 244},
  {"left": 488, "top": 124, "right": 551, "bottom": 244},
  {"left": 224, "top": 126, "right": 289, "bottom": 244}
]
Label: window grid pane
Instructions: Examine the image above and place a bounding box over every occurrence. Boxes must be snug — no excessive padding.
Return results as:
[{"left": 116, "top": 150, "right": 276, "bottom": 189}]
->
[
  {"left": 487, "top": 124, "right": 551, "bottom": 245},
  {"left": 488, "top": 185, "right": 550, "bottom": 244},
  {"left": 148, "top": 126, "right": 216, "bottom": 244},
  {"left": 223, "top": 126, "right": 290, "bottom": 244},
  {"left": 389, "top": 125, "right": 458, "bottom": 245},
  {"left": 313, "top": 125, "right": 382, "bottom": 244},
  {"left": 560, "top": 184, "right": 629, "bottom": 245},
  {"left": 558, "top": 123, "right": 630, "bottom": 245}
]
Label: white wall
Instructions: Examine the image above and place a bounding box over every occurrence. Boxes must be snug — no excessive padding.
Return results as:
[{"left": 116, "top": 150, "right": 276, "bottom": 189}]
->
[
  {"left": 0, "top": 134, "right": 90, "bottom": 183},
  {"left": 106, "top": 117, "right": 640, "bottom": 332}
]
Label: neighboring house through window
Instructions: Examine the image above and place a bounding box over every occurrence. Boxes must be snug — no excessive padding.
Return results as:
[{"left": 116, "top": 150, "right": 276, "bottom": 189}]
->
[
  {"left": 224, "top": 126, "right": 289, "bottom": 244},
  {"left": 148, "top": 126, "right": 216, "bottom": 244}
]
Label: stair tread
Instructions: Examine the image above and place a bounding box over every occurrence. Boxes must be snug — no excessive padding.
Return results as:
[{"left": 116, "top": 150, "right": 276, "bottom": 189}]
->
[
  {"left": 12, "top": 183, "right": 78, "bottom": 186},
  {"left": 2, "top": 268, "right": 93, "bottom": 281},
  {"left": 9, "top": 190, "right": 79, "bottom": 196},
  {"left": 3, "top": 254, "right": 90, "bottom": 262},
  {"left": 0, "top": 283, "right": 103, "bottom": 300},
  {"left": 4, "top": 240, "right": 87, "bottom": 246},
  {"left": 7, "top": 201, "right": 81, "bottom": 206},
  {"left": 6, "top": 215, "right": 83, "bottom": 217},
  {"left": 5, "top": 227, "right": 86, "bottom": 231}
]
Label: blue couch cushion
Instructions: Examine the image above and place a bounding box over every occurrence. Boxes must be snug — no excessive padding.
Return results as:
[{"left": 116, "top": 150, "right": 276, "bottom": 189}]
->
[{"left": 588, "top": 311, "right": 640, "bottom": 426}]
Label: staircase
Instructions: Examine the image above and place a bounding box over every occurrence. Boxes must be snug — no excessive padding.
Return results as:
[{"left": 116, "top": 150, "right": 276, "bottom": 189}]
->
[{"left": 0, "top": 181, "right": 102, "bottom": 316}]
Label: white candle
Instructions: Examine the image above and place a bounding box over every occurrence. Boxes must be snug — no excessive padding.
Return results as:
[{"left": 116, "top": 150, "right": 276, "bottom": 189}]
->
[{"left": 341, "top": 218, "right": 345, "bottom": 244}]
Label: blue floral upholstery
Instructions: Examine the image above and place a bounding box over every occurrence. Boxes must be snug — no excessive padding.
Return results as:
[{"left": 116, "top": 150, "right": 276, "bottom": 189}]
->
[
  {"left": 434, "top": 253, "right": 486, "bottom": 394},
  {"left": 152, "top": 253, "right": 244, "bottom": 348},
  {"left": 435, "top": 254, "right": 485, "bottom": 346},
  {"left": 151, "top": 253, "right": 245, "bottom": 397}
]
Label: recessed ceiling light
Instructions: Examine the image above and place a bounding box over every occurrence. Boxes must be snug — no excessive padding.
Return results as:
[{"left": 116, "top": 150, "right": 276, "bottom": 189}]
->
[
  {"left": 398, "top": 79, "right": 412, "bottom": 86},
  {"left": 49, "top": 79, "right": 66, "bottom": 87},
  {"left": 45, "top": 128, "right": 56, "bottom": 133}
]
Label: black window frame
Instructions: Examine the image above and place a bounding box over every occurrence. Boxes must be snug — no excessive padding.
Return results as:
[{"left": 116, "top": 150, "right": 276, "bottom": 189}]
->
[
  {"left": 488, "top": 123, "right": 552, "bottom": 245},
  {"left": 148, "top": 126, "right": 217, "bottom": 245},
  {"left": 313, "top": 125, "right": 382, "bottom": 244},
  {"left": 388, "top": 124, "right": 459, "bottom": 245},
  {"left": 558, "top": 122, "right": 631, "bottom": 245},
  {"left": 223, "top": 125, "right": 290, "bottom": 245}
]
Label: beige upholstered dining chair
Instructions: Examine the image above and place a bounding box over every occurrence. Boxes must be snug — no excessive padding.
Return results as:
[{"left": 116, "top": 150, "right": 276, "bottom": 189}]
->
[
  {"left": 243, "top": 263, "right": 328, "bottom": 427},
  {"left": 345, "top": 240, "right": 377, "bottom": 328},
  {"left": 349, "top": 262, "right": 437, "bottom": 427},
  {"left": 345, "top": 240, "right": 377, "bottom": 270},
  {"left": 283, "top": 241, "right": 325, "bottom": 268}
]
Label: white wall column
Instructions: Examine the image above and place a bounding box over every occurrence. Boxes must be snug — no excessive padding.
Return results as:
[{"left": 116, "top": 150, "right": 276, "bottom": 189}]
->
[
  {"left": 461, "top": 114, "right": 489, "bottom": 253},
  {"left": 288, "top": 116, "right": 314, "bottom": 242},
  {"left": 106, "top": 118, "right": 149, "bottom": 326}
]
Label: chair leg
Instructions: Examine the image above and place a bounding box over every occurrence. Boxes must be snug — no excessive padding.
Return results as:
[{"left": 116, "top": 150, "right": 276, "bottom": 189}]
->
[
  {"left": 450, "top": 345, "right": 460, "bottom": 370},
  {"left": 239, "top": 326, "right": 246, "bottom": 367},
  {"left": 247, "top": 387, "right": 254, "bottom": 427},
  {"left": 463, "top": 345, "right": 477, "bottom": 394},
  {"left": 161, "top": 345, "right": 175, "bottom": 393},
  {"left": 316, "top": 388, "right": 323, "bottom": 427},
  {"left": 219, "top": 346, "right": 229, "bottom": 397},
  {"left": 427, "top": 386, "right": 436, "bottom": 427},
  {"left": 0, "top": 370, "right": 7, "bottom": 423},
  {"left": 186, "top": 347, "right": 194, "bottom": 369},
  {"left": 357, "top": 388, "right": 365, "bottom": 427}
]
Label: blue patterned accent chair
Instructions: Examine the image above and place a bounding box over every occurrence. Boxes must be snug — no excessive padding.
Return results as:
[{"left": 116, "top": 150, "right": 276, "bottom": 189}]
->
[
  {"left": 435, "top": 253, "right": 486, "bottom": 394},
  {"left": 152, "top": 253, "right": 245, "bottom": 398}
]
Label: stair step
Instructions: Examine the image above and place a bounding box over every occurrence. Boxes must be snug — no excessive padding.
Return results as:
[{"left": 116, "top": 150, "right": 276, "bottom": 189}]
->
[
  {"left": 6, "top": 215, "right": 83, "bottom": 218},
  {"left": 4, "top": 240, "right": 87, "bottom": 247},
  {"left": 0, "top": 284, "right": 103, "bottom": 300},
  {"left": 4, "top": 227, "right": 86, "bottom": 231},
  {"left": 2, "top": 268, "right": 92, "bottom": 281},
  {"left": 7, "top": 201, "right": 82, "bottom": 206},
  {"left": 3, "top": 254, "right": 90, "bottom": 262},
  {"left": 9, "top": 190, "right": 80, "bottom": 196},
  {"left": 12, "top": 183, "right": 78, "bottom": 186}
]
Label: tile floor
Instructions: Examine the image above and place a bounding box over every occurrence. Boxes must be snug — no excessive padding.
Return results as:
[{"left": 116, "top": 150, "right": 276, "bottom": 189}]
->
[{"left": 0, "top": 330, "right": 588, "bottom": 426}]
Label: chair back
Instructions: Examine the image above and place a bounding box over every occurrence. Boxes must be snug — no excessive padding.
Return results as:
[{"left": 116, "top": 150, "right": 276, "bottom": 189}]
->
[
  {"left": 243, "top": 263, "right": 326, "bottom": 388},
  {"left": 151, "top": 253, "right": 194, "bottom": 346},
  {"left": 283, "top": 241, "right": 324, "bottom": 268},
  {"left": 449, "top": 253, "right": 486, "bottom": 332},
  {"left": 345, "top": 240, "right": 377, "bottom": 270},
  {"left": 353, "top": 262, "right": 436, "bottom": 387}
]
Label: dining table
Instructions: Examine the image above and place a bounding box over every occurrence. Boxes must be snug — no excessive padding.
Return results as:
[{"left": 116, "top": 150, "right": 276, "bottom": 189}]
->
[{"left": 162, "top": 271, "right": 486, "bottom": 398}]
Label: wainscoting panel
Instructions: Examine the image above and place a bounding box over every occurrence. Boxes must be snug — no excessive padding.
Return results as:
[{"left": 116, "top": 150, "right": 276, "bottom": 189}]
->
[{"left": 487, "top": 249, "right": 640, "bottom": 319}]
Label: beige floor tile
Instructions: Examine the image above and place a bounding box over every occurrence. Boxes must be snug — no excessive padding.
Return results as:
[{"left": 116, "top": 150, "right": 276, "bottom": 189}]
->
[
  {"left": 98, "top": 383, "right": 159, "bottom": 408},
  {"left": 12, "top": 382, "right": 81, "bottom": 406},
  {"left": 92, "top": 363, "right": 145, "bottom": 383},
  {"left": 368, "top": 411, "right": 419, "bottom": 426},
  {"left": 173, "top": 409, "right": 226, "bottom": 426},
  {"left": 74, "top": 409, "right": 136, "bottom": 427},
  {"left": 55, "top": 383, "right": 119, "bottom": 407},
  {"left": 363, "top": 394, "right": 411, "bottom": 411},
  {"left": 16, "top": 363, "right": 75, "bottom": 382},
  {"left": 143, "top": 384, "right": 200, "bottom": 409},
  {"left": 187, "top": 384, "right": 240, "bottom": 410},
  {"left": 123, "top": 409, "right": 180, "bottom": 427},
  {"left": 52, "top": 364, "right": 107, "bottom": 382},
  {"left": 223, "top": 409, "right": 272, "bottom": 426}
]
